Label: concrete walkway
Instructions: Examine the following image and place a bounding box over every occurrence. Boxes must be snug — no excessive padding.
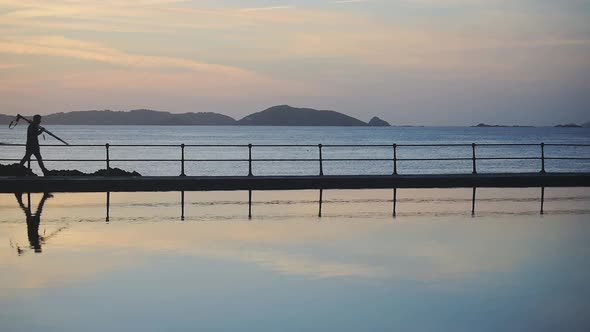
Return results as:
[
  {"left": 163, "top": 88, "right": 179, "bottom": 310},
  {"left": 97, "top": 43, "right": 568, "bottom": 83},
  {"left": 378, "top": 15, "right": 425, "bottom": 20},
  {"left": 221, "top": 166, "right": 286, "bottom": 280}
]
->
[{"left": 1, "top": 173, "right": 589, "bottom": 193}]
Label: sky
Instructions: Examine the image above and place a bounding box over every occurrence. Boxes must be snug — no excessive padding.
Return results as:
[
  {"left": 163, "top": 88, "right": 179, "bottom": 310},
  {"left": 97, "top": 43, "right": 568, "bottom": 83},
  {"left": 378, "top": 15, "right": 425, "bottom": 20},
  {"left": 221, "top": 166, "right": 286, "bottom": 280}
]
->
[{"left": 0, "top": 0, "right": 589, "bottom": 125}]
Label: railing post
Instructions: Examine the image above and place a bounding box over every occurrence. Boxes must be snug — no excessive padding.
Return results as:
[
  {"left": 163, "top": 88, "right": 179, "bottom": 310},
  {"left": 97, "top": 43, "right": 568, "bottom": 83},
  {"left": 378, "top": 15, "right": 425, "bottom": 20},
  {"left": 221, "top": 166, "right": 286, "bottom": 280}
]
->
[
  {"left": 180, "top": 144, "right": 186, "bottom": 176},
  {"left": 540, "top": 187, "right": 545, "bottom": 215},
  {"left": 248, "top": 190, "right": 252, "bottom": 219},
  {"left": 106, "top": 191, "right": 110, "bottom": 222},
  {"left": 318, "top": 144, "right": 324, "bottom": 176},
  {"left": 392, "top": 143, "right": 398, "bottom": 175},
  {"left": 105, "top": 143, "right": 110, "bottom": 175},
  {"left": 540, "top": 143, "right": 546, "bottom": 174},
  {"left": 181, "top": 191, "right": 185, "bottom": 220},
  {"left": 392, "top": 188, "right": 397, "bottom": 217},
  {"left": 471, "top": 143, "right": 477, "bottom": 174},
  {"left": 318, "top": 189, "right": 323, "bottom": 218},
  {"left": 248, "top": 144, "right": 253, "bottom": 176},
  {"left": 471, "top": 187, "right": 477, "bottom": 216}
]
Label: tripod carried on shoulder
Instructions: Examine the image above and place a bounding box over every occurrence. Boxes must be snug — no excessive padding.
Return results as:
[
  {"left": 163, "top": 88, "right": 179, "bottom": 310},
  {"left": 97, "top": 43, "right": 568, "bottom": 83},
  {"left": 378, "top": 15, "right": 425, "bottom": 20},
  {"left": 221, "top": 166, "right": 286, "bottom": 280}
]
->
[{"left": 9, "top": 114, "right": 69, "bottom": 145}]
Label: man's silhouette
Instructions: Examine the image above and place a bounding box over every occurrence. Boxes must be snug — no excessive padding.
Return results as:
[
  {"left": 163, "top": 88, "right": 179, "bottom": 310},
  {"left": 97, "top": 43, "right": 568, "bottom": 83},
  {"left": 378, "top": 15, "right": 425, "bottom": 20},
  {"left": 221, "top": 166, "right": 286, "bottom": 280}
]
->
[
  {"left": 15, "top": 192, "right": 52, "bottom": 253},
  {"left": 19, "top": 114, "right": 49, "bottom": 175}
]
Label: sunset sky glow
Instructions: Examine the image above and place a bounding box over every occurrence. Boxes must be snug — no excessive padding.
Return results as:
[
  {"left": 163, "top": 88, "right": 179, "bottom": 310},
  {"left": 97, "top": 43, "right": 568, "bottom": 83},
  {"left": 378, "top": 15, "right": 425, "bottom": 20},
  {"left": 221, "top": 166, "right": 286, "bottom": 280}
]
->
[{"left": 0, "top": 0, "right": 589, "bottom": 125}]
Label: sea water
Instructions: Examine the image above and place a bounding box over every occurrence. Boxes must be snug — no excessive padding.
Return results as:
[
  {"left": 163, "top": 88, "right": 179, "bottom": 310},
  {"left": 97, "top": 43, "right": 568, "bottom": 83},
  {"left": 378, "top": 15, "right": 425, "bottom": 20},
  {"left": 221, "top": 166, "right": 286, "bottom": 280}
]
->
[{"left": 1, "top": 125, "right": 589, "bottom": 175}]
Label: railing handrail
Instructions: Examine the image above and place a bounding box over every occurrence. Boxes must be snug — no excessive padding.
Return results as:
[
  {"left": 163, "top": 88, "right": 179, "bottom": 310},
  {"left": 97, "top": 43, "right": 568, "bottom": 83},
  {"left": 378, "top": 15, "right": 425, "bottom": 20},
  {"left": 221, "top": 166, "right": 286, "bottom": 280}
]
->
[
  {"left": 2, "top": 142, "right": 589, "bottom": 176},
  {"left": 2, "top": 143, "right": 590, "bottom": 147}
]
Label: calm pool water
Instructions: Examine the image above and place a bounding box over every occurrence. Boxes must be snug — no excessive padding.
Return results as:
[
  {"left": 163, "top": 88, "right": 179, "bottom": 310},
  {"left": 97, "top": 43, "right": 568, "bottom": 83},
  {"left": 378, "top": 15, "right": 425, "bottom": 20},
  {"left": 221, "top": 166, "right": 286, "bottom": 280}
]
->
[{"left": 1, "top": 188, "right": 590, "bottom": 331}]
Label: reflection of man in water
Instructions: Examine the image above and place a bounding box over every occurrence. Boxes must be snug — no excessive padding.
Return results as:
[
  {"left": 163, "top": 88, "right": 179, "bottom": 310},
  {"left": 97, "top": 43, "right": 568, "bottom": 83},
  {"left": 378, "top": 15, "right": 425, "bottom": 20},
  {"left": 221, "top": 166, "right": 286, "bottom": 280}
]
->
[
  {"left": 15, "top": 192, "right": 52, "bottom": 253},
  {"left": 19, "top": 114, "right": 49, "bottom": 176}
]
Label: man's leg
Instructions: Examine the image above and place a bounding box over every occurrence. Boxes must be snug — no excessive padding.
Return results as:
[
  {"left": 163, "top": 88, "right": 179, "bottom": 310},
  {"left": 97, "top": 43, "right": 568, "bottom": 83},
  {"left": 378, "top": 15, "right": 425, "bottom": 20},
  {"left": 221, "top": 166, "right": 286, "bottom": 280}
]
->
[
  {"left": 36, "top": 192, "right": 53, "bottom": 215},
  {"left": 32, "top": 150, "right": 49, "bottom": 174},
  {"left": 19, "top": 150, "right": 33, "bottom": 167}
]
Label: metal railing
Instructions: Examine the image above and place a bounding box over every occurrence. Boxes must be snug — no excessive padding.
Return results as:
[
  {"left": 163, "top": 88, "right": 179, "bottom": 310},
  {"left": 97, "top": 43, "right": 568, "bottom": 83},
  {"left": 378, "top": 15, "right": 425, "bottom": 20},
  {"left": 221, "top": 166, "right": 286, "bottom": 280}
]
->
[{"left": 1, "top": 143, "right": 589, "bottom": 176}]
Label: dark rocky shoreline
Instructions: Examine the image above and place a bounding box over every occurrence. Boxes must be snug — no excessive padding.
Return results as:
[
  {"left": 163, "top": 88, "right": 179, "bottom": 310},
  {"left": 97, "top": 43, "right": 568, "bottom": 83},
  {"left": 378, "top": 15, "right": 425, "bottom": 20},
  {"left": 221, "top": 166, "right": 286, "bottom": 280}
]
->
[{"left": 0, "top": 164, "right": 141, "bottom": 177}]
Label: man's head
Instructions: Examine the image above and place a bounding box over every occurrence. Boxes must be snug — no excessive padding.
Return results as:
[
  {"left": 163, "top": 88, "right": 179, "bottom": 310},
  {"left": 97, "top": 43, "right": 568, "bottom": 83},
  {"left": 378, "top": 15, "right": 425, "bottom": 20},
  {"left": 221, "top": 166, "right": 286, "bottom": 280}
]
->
[{"left": 33, "top": 114, "right": 41, "bottom": 124}]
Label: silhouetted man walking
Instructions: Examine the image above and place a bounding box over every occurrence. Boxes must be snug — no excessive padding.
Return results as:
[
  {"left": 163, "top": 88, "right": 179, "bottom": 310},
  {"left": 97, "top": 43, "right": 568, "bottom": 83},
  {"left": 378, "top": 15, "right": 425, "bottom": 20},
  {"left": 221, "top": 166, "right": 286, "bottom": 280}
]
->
[{"left": 19, "top": 114, "right": 49, "bottom": 175}]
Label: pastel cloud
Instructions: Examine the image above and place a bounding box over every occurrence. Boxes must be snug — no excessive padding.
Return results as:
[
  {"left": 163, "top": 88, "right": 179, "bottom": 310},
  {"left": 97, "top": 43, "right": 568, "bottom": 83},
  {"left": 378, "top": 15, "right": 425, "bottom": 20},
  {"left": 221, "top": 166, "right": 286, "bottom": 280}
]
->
[
  {"left": 330, "top": 0, "right": 372, "bottom": 3},
  {"left": 0, "top": 36, "right": 253, "bottom": 76},
  {"left": 238, "top": 6, "right": 295, "bottom": 12},
  {"left": 2, "top": 0, "right": 586, "bottom": 72},
  {"left": 0, "top": 63, "right": 22, "bottom": 70}
]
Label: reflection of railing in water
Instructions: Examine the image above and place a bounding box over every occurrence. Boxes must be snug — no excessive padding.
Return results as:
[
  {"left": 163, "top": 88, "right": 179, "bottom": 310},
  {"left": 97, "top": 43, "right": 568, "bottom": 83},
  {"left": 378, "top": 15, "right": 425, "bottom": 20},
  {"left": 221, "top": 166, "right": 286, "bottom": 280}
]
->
[
  {"left": 102, "top": 187, "right": 558, "bottom": 222},
  {"left": 10, "top": 188, "right": 588, "bottom": 255},
  {"left": 2, "top": 143, "right": 590, "bottom": 176}
]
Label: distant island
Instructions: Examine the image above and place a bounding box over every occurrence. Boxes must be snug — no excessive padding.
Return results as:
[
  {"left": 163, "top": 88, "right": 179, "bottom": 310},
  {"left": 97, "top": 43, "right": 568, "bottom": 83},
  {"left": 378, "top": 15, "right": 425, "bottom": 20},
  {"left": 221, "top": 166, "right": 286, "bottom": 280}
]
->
[
  {"left": 2, "top": 109, "right": 587, "bottom": 128},
  {"left": 238, "top": 105, "right": 367, "bottom": 126},
  {"left": 368, "top": 116, "right": 391, "bottom": 127},
  {"left": 0, "top": 105, "right": 390, "bottom": 127},
  {"left": 472, "top": 123, "right": 535, "bottom": 128},
  {"left": 473, "top": 122, "right": 589, "bottom": 128},
  {"left": 554, "top": 123, "right": 582, "bottom": 128}
]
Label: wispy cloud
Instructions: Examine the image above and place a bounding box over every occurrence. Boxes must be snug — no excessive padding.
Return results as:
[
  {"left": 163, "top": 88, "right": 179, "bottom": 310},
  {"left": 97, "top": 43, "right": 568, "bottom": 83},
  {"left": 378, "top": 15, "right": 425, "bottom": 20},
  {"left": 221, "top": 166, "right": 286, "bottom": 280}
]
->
[
  {"left": 330, "top": 0, "right": 372, "bottom": 4},
  {"left": 238, "top": 6, "right": 294, "bottom": 12},
  {"left": 0, "top": 63, "right": 23, "bottom": 70},
  {"left": 0, "top": 36, "right": 253, "bottom": 77}
]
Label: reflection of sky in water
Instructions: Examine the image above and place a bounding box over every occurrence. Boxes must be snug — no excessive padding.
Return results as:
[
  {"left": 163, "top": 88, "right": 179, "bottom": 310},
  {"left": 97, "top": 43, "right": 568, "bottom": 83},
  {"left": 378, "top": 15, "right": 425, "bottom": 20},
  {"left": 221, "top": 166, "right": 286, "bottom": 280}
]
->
[{"left": 1, "top": 189, "right": 590, "bottom": 331}]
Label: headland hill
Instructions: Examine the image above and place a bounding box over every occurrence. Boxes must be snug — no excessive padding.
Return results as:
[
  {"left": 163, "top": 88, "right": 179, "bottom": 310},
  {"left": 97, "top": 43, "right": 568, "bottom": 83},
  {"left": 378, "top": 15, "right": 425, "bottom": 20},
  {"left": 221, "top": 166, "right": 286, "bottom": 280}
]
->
[{"left": 0, "top": 105, "right": 391, "bottom": 127}]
